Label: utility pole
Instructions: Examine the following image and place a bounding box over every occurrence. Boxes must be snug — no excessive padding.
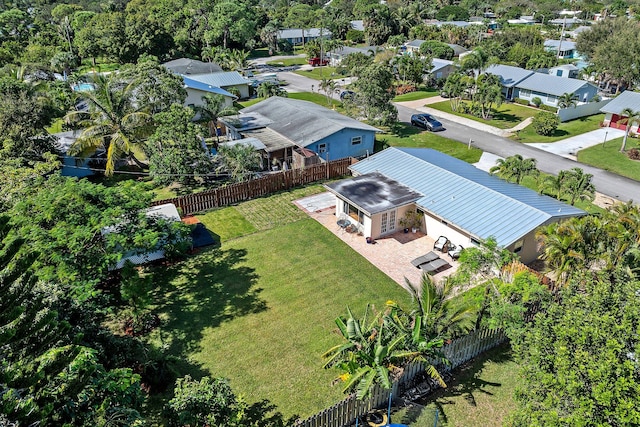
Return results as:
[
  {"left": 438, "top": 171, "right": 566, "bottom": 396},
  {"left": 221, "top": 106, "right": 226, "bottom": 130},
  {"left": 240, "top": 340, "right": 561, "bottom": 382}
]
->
[{"left": 557, "top": 15, "right": 567, "bottom": 59}]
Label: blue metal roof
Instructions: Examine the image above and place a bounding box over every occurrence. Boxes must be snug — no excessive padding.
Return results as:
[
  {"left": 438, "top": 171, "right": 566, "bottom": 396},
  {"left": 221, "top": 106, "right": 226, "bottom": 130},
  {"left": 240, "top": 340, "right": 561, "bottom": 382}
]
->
[
  {"left": 350, "top": 148, "right": 585, "bottom": 247},
  {"left": 182, "top": 77, "right": 237, "bottom": 98},
  {"left": 516, "top": 72, "right": 594, "bottom": 96},
  {"left": 186, "top": 71, "right": 251, "bottom": 88},
  {"left": 486, "top": 64, "right": 534, "bottom": 88}
]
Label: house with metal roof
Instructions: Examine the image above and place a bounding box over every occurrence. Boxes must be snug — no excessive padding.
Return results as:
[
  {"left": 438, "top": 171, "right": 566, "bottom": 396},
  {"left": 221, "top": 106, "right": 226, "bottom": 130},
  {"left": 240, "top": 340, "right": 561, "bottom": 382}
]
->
[
  {"left": 218, "top": 97, "right": 380, "bottom": 169},
  {"left": 601, "top": 91, "right": 640, "bottom": 131},
  {"left": 326, "top": 46, "right": 377, "bottom": 66},
  {"left": 163, "top": 58, "right": 223, "bottom": 75},
  {"left": 325, "top": 147, "right": 585, "bottom": 263},
  {"left": 277, "top": 28, "right": 331, "bottom": 45},
  {"left": 515, "top": 72, "right": 598, "bottom": 107},
  {"left": 429, "top": 58, "right": 456, "bottom": 81},
  {"left": 544, "top": 39, "right": 579, "bottom": 59},
  {"left": 485, "top": 64, "right": 535, "bottom": 100},
  {"left": 185, "top": 71, "right": 252, "bottom": 99},
  {"left": 182, "top": 76, "right": 238, "bottom": 108},
  {"left": 548, "top": 64, "right": 580, "bottom": 78}
]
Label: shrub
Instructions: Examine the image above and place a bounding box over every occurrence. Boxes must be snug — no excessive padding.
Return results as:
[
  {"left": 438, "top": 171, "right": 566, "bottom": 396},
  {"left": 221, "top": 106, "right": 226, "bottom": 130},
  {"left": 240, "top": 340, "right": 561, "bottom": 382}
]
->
[
  {"left": 395, "top": 84, "right": 416, "bottom": 95},
  {"left": 346, "top": 29, "right": 365, "bottom": 43},
  {"left": 539, "top": 104, "right": 558, "bottom": 112},
  {"left": 531, "top": 97, "right": 542, "bottom": 107},
  {"left": 628, "top": 148, "right": 640, "bottom": 160},
  {"left": 514, "top": 98, "right": 529, "bottom": 106},
  {"left": 532, "top": 111, "right": 560, "bottom": 136}
]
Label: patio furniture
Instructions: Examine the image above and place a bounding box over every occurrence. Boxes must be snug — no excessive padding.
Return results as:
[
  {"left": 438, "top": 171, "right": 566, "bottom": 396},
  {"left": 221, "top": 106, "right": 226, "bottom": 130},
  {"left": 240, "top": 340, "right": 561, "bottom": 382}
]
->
[
  {"left": 337, "top": 219, "right": 350, "bottom": 229},
  {"left": 449, "top": 244, "right": 464, "bottom": 259},
  {"left": 411, "top": 251, "right": 440, "bottom": 268},
  {"left": 419, "top": 258, "right": 450, "bottom": 274},
  {"left": 434, "top": 236, "right": 449, "bottom": 252}
]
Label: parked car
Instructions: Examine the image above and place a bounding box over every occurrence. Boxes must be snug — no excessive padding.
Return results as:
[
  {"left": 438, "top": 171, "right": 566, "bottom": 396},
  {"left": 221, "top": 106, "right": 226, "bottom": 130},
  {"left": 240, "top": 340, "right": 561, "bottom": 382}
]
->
[
  {"left": 411, "top": 113, "right": 444, "bottom": 131},
  {"left": 340, "top": 90, "right": 356, "bottom": 101}
]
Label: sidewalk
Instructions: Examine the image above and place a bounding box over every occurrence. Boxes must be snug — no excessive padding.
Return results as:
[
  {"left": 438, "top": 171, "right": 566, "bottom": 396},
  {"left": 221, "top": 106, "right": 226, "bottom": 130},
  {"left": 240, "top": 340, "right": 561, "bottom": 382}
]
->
[
  {"left": 525, "top": 127, "right": 625, "bottom": 160},
  {"left": 395, "top": 99, "right": 530, "bottom": 138}
]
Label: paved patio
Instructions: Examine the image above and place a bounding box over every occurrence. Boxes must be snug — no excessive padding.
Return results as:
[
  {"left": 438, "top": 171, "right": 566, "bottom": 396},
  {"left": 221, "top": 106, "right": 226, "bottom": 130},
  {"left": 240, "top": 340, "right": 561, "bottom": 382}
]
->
[{"left": 294, "top": 193, "right": 459, "bottom": 290}]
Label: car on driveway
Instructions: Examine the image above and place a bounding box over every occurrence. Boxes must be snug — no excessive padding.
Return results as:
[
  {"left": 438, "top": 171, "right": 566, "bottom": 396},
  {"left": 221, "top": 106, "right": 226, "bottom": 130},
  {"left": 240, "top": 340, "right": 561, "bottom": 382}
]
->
[
  {"left": 411, "top": 113, "right": 444, "bottom": 131},
  {"left": 340, "top": 90, "right": 356, "bottom": 101}
]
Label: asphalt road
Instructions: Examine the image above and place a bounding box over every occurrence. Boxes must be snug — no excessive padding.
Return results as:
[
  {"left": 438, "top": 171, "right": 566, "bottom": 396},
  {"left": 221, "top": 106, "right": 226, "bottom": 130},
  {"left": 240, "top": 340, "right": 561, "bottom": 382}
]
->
[{"left": 279, "top": 70, "right": 640, "bottom": 203}]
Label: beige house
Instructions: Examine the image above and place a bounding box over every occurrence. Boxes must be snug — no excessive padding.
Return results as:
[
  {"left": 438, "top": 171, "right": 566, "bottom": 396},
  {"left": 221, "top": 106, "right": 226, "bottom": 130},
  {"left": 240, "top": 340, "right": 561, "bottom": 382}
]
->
[{"left": 325, "top": 148, "right": 586, "bottom": 263}]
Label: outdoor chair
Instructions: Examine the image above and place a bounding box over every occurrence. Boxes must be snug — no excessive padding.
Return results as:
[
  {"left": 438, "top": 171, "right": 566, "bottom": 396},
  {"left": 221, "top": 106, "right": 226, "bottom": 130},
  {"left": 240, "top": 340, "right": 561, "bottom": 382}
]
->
[
  {"left": 448, "top": 244, "right": 464, "bottom": 260},
  {"left": 434, "top": 236, "right": 449, "bottom": 252}
]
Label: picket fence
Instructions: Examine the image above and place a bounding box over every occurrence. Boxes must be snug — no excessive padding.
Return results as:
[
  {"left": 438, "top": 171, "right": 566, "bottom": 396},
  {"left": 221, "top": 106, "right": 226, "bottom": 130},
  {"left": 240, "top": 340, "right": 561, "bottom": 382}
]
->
[
  {"left": 151, "top": 158, "right": 354, "bottom": 215},
  {"left": 293, "top": 328, "right": 507, "bottom": 427}
]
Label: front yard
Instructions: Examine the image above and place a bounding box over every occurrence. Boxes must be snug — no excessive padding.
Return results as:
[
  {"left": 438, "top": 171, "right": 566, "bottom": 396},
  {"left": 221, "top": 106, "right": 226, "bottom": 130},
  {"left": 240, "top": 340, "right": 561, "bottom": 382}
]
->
[
  {"left": 144, "top": 187, "right": 412, "bottom": 419},
  {"left": 294, "top": 66, "right": 346, "bottom": 80},
  {"left": 393, "top": 89, "right": 440, "bottom": 102},
  {"left": 429, "top": 100, "right": 538, "bottom": 129},
  {"left": 577, "top": 137, "right": 640, "bottom": 182},
  {"left": 513, "top": 114, "right": 605, "bottom": 143},
  {"left": 378, "top": 123, "right": 482, "bottom": 164}
]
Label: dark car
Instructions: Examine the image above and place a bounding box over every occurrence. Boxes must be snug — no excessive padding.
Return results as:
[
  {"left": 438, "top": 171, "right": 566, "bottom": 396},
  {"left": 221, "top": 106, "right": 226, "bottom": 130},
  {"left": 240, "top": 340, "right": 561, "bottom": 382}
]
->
[
  {"left": 411, "top": 113, "right": 444, "bottom": 131},
  {"left": 339, "top": 90, "right": 356, "bottom": 101}
]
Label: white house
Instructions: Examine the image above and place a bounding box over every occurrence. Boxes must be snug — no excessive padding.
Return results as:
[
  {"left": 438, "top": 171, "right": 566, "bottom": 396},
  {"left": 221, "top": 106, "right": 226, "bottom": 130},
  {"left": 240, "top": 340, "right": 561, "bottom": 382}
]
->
[{"left": 325, "top": 148, "right": 585, "bottom": 263}]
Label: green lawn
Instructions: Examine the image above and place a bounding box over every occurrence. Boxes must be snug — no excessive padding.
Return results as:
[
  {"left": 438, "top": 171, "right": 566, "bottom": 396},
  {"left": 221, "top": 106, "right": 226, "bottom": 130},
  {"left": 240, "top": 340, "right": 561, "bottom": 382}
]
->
[
  {"left": 266, "top": 57, "right": 307, "bottom": 67},
  {"left": 513, "top": 114, "right": 605, "bottom": 143},
  {"left": 577, "top": 137, "right": 640, "bottom": 182},
  {"left": 394, "top": 345, "right": 518, "bottom": 426},
  {"left": 294, "top": 66, "right": 346, "bottom": 81},
  {"left": 429, "top": 101, "right": 538, "bottom": 129},
  {"left": 146, "top": 188, "right": 411, "bottom": 419},
  {"left": 377, "top": 123, "right": 482, "bottom": 163},
  {"left": 393, "top": 89, "right": 440, "bottom": 102}
]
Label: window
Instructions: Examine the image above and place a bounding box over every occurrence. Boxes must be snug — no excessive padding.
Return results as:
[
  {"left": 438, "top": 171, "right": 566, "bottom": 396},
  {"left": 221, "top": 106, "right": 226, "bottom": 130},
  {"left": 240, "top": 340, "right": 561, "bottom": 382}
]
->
[
  {"left": 519, "top": 89, "right": 531, "bottom": 98},
  {"left": 514, "top": 239, "right": 524, "bottom": 253},
  {"left": 556, "top": 70, "right": 562, "bottom": 77},
  {"left": 381, "top": 212, "right": 388, "bottom": 234},
  {"left": 318, "top": 143, "right": 327, "bottom": 154},
  {"left": 351, "top": 136, "right": 362, "bottom": 145},
  {"left": 547, "top": 94, "right": 557, "bottom": 104}
]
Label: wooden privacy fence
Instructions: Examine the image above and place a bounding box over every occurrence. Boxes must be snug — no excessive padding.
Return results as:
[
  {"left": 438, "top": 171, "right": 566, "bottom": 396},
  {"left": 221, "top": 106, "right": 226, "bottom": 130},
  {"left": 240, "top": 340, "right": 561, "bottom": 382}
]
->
[
  {"left": 502, "top": 260, "right": 557, "bottom": 290},
  {"left": 151, "top": 158, "right": 353, "bottom": 216},
  {"left": 293, "top": 328, "right": 507, "bottom": 427}
]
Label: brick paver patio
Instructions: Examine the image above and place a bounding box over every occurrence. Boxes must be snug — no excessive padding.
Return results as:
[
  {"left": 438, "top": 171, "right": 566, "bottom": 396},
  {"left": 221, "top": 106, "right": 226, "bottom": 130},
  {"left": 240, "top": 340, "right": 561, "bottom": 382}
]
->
[{"left": 295, "top": 193, "right": 459, "bottom": 289}]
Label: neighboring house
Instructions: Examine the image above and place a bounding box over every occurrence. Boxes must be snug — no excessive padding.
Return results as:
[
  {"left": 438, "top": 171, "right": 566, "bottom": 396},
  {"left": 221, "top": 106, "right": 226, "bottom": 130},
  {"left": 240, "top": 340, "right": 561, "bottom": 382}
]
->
[
  {"left": 568, "top": 25, "right": 591, "bottom": 38},
  {"left": 601, "top": 91, "right": 640, "bottom": 131},
  {"left": 277, "top": 28, "right": 331, "bottom": 45},
  {"left": 185, "top": 71, "right": 252, "bottom": 99},
  {"left": 218, "top": 97, "right": 380, "bottom": 168},
  {"left": 515, "top": 72, "right": 598, "bottom": 107},
  {"left": 326, "top": 46, "right": 376, "bottom": 66},
  {"left": 163, "top": 58, "right": 223, "bottom": 75},
  {"left": 436, "top": 21, "right": 472, "bottom": 28},
  {"left": 485, "top": 64, "right": 535, "bottom": 100},
  {"left": 549, "top": 17, "right": 583, "bottom": 27},
  {"left": 350, "top": 20, "right": 364, "bottom": 31},
  {"left": 182, "top": 76, "right": 237, "bottom": 108},
  {"left": 55, "top": 130, "right": 98, "bottom": 178},
  {"left": 544, "top": 39, "right": 578, "bottom": 59},
  {"left": 548, "top": 64, "right": 579, "bottom": 78},
  {"left": 325, "top": 147, "right": 585, "bottom": 263},
  {"left": 429, "top": 58, "right": 456, "bottom": 80},
  {"left": 447, "top": 43, "right": 469, "bottom": 57},
  {"left": 507, "top": 15, "right": 536, "bottom": 25},
  {"left": 405, "top": 39, "right": 425, "bottom": 55}
]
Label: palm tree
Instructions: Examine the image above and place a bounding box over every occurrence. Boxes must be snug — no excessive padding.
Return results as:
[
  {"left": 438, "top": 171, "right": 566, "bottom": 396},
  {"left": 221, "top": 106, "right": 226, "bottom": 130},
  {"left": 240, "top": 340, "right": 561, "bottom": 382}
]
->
[
  {"left": 196, "top": 93, "right": 237, "bottom": 145},
  {"left": 539, "top": 170, "right": 569, "bottom": 201},
  {"left": 557, "top": 92, "right": 577, "bottom": 109},
  {"left": 564, "top": 167, "right": 595, "bottom": 206},
  {"left": 619, "top": 107, "right": 640, "bottom": 152},
  {"left": 257, "top": 82, "right": 286, "bottom": 98},
  {"left": 536, "top": 221, "right": 587, "bottom": 284},
  {"left": 489, "top": 154, "right": 539, "bottom": 185},
  {"left": 65, "top": 73, "right": 152, "bottom": 176},
  {"left": 319, "top": 77, "right": 336, "bottom": 106},
  {"left": 473, "top": 73, "right": 502, "bottom": 119},
  {"left": 227, "top": 49, "right": 250, "bottom": 72}
]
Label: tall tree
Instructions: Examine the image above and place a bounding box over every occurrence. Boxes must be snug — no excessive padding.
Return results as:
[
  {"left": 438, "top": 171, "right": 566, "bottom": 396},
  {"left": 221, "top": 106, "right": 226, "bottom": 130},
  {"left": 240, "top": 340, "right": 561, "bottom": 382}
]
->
[
  {"left": 284, "top": 4, "right": 315, "bottom": 48},
  {"left": 215, "top": 143, "right": 262, "bottom": 182},
  {"left": 319, "top": 77, "right": 337, "bottom": 106},
  {"left": 352, "top": 62, "right": 397, "bottom": 125},
  {"left": 564, "top": 167, "right": 595, "bottom": 206},
  {"left": 196, "top": 93, "right": 237, "bottom": 144}
]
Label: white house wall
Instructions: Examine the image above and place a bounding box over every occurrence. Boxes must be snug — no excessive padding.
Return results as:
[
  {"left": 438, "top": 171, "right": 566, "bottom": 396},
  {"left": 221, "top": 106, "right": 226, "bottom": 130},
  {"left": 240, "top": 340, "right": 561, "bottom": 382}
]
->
[
  {"left": 505, "top": 229, "right": 538, "bottom": 263},
  {"left": 422, "top": 210, "right": 475, "bottom": 250},
  {"left": 185, "top": 88, "right": 234, "bottom": 108},
  {"left": 224, "top": 84, "right": 250, "bottom": 99}
]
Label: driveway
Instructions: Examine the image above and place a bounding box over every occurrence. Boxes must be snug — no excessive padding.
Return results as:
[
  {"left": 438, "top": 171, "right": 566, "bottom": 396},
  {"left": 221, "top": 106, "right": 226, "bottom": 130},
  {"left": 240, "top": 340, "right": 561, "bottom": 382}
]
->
[{"left": 525, "top": 128, "right": 626, "bottom": 159}]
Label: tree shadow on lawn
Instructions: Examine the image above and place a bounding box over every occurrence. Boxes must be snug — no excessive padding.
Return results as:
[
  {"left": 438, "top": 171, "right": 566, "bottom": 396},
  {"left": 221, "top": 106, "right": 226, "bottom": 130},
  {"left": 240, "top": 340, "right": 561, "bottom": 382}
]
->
[
  {"left": 151, "top": 246, "right": 267, "bottom": 356},
  {"left": 490, "top": 111, "right": 522, "bottom": 126},
  {"left": 399, "top": 344, "right": 513, "bottom": 425}
]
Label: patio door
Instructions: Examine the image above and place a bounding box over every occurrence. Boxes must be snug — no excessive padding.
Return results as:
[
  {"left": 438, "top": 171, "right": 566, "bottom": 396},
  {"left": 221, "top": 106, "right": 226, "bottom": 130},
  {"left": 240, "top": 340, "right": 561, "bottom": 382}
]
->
[
  {"left": 380, "top": 210, "right": 397, "bottom": 235},
  {"left": 388, "top": 210, "right": 396, "bottom": 232},
  {"left": 381, "top": 212, "right": 388, "bottom": 234}
]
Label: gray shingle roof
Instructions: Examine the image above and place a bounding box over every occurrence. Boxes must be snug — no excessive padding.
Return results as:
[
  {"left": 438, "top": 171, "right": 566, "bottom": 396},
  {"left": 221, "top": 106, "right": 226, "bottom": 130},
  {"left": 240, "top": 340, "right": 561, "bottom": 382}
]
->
[
  {"left": 516, "top": 73, "right": 594, "bottom": 96},
  {"left": 349, "top": 147, "right": 585, "bottom": 247},
  {"left": 600, "top": 91, "right": 640, "bottom": 114},
  {"left": 163, "top": 58, "right": 222, "bottom": 75},
  {"left": 485, "top": 64, "right": 534, "bottom": 88},
  {"left": 277, "top": 28, "right": 331, "bottom": 39},
  {"left": 187, "top": 71, "right": 251, "bottom": 88},
  {"left": 241, "top": 97, "right": 381, "bottom": 147}
]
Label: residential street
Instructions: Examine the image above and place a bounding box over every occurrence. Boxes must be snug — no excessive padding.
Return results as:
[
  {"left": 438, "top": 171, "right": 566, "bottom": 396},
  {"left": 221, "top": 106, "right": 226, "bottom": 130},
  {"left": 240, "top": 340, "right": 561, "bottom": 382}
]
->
[{"left": 278, "top": 70, "right": 640, "bottom": 203}]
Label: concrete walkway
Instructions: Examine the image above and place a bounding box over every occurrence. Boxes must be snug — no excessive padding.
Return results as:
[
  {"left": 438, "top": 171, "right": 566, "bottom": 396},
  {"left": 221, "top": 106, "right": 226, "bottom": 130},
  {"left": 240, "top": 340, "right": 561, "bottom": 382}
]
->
[{"left": 525, "top": 127, "right": 626, "bottom": 160}]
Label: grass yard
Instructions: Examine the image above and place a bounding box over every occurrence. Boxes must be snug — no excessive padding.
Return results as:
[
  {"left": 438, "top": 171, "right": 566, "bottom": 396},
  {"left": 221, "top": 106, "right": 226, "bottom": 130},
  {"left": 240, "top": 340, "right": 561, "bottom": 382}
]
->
[
  {"left": 513, "top": 114, "right": 605, "bottom": 143},
  {"left": 429, "top": 101, "right": 538, "bottom": 129},
  {"left": 393, "top": 344, "right": 519, "bottom": 426},
  {"left": 377, "top": 123, "right": 482, "bottom": 163},
  {"left": 266, "top": 57, "right": 307, "bottom": 67},
  {"left": 294, "top": 66, "right": 346, "bottom": 80},
  {"left": 577, "top": 137, "right": 640, "bottom": 182},
  {"left": 146, "top": 187, "right": 411, "bottom": 419},
  {"left": 393, "top": 89, "right": 440, "bottom": 102},
  {"left": 196, "top": 186, "right": 326, "bottom": 241}
]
